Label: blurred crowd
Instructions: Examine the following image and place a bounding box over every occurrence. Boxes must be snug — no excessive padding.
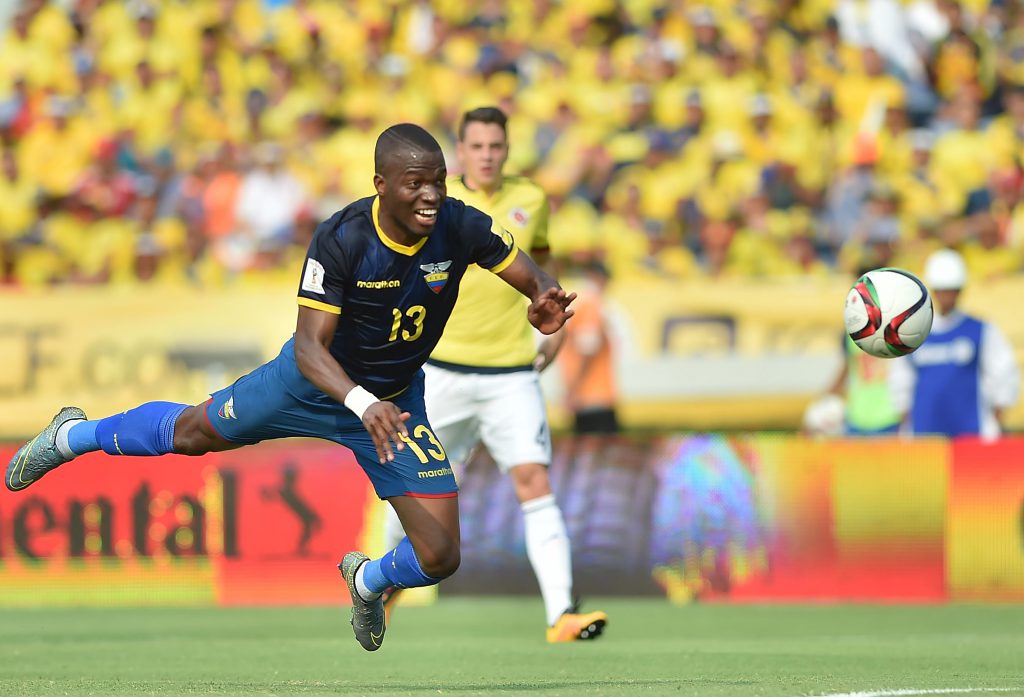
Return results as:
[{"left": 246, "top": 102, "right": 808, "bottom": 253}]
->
[{"left": 2, "top": 0, "right": 1024, "bottom": 287}]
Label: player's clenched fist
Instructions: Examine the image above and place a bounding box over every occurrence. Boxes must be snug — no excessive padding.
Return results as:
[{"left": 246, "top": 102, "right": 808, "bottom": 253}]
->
[
  {"left": 528, "top": 288, "right": 577, "bottom": 335},
  {"left": 361, "top": 402, "right": 411, "bottom": 464}
]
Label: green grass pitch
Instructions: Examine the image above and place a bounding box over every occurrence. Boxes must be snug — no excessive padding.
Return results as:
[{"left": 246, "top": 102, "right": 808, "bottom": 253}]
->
[{"left": 1, "top": 599, "right": 1023, "bottom": 696}]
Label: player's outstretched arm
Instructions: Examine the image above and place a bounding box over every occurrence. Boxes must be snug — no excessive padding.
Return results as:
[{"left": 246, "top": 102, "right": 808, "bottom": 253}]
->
[
  {"left": 496, "top": 250, "right": 576, "bottom": 335},
  {"left": 531, "top": 244, "right": 568, "bottom": 371},
  {"left": 294, "top": 307, "right": 410, "bottom": 463}
]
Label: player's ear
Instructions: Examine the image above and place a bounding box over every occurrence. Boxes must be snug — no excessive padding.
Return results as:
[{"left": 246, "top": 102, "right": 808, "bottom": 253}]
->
[{"left": 373, "top": 173, "right": 385, "bottom": 196}]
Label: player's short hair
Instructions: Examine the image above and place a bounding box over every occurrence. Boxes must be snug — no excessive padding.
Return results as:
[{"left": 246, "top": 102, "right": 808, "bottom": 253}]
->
[
  {"left": 458, "top": 107, "right": 508, "bottom": 141},
  {"left": 374, "top": 123, "right": 442, "bottom": 174}
]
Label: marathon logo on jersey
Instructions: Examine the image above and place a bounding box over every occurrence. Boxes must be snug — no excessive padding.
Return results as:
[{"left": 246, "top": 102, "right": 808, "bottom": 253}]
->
[
  {"left": 420, "top": 260, "right": 452, "bottom": 293},
  {"left": 418, "top": 466, "right": 453, "bottom": 479},
  {"left": 301, "top": 258, "right": 326, "bottom": 294},
  {"left": 218, "top": 396, "right": 237, "bottom": 420},
  {"left": 509, "top": 206, "right": 529, "bottom": 227},
  {"left": 356, "top": 279, "right": 401, "bottom": 289}
]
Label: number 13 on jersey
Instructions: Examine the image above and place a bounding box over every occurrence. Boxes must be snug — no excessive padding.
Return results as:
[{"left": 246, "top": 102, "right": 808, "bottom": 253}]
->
[{"left": 389, "top": 305, "right": 426, "bottom": 342}]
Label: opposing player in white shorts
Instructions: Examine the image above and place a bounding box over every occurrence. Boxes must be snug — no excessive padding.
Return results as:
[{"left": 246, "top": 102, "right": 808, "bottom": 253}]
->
[
  {"left": 382, "top": 107, "right": 607, "bottom": 643},
  {"left": 421, "top": 367, "right": 551, "bottom": 472}
]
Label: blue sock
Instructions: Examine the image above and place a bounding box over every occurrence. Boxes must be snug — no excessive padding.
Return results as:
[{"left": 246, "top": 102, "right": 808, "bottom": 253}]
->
[
  {"left": 94, "top": 402, "right": 189, "bottom": 456},
  {"left": 66, "top": 420, "right": 101, "bottom": 455},
  {"left": 361, "top": 537, "right": 441, "bottom": 593}
]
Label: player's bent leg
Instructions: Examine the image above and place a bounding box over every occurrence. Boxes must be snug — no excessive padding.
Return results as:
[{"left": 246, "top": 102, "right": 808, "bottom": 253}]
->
[
  {"left": 339, "top": 370, "right": 461, "bottom": 648},
  {"left": 380, "top": 504, "right": 408, "bottom": 624},
  {"left": 379, "top": 407, "right": 473, "bottom": 624},
  {"left": 340, "top": 495, "right": 459, "bottom": 651},
  {"left": 388, "top": 494, "right": 461, "bottom": 578},
  {"left": 382, "top": 502, "right": 408, "bottom": 555}
]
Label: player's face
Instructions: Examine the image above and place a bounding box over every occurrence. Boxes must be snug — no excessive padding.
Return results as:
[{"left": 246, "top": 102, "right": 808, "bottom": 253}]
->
[
  {"left": 933, "top": 289, "right": 960, "bottom": 316},
  {"left": 457, "top": 122, "right": 508, "bottom": 192},
  {"left": 376, "top": 150, "right": 447, "bottom": 240}
]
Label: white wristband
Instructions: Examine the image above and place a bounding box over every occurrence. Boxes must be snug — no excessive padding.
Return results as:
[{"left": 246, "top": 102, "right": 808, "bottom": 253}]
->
[{"left": 344, "top": 385, "right": 379, "bottom": 420}]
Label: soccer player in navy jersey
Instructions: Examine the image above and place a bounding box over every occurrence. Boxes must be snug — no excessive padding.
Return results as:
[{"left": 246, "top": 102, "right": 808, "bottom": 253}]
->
[
  {"left": 383, "top": 107, "right": 607, "bottom": 643},
  {"left": 6, "top": 123, "right": 576, "bottom": 652}
]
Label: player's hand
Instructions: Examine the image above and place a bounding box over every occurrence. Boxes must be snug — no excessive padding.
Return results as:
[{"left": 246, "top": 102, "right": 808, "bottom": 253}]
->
[
  {"left": 528, "top": 288, "right": 576, "bottom": 335},
  {"left": 362, "top": 402, "right": 412, "bottom": 464}
]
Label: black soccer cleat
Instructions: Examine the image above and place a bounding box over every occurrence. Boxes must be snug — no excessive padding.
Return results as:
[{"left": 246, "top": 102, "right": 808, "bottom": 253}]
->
[
  {"left": 339, "top": 551, "right": 386, "bottom": 651},
  {"left": 6, "top": 406, "right": 86, "bottom": 492}
]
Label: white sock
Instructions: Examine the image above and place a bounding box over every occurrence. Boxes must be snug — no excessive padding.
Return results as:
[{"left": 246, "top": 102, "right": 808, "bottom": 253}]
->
[
  {"left": 54, "top": 419, "right": 84, "bottom": 460},
  {"left": 382, "top": 503, "right": 407, "bottom": 551},
  {"left": 522, "top": 494, "right": 573, "bottom": 626},
  {"left": 354, "top": 562, "right": 381, "bottom": 601}
]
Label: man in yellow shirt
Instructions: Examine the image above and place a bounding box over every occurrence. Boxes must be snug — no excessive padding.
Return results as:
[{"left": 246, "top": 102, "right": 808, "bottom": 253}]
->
[{"left": 383, "top": 107, "right": 607, "bottom": 643}]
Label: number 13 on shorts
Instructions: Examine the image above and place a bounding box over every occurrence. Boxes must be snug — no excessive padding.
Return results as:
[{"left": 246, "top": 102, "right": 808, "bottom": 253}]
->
[{"left": 399, "top": 424, "right": 447, "bottom": 463}]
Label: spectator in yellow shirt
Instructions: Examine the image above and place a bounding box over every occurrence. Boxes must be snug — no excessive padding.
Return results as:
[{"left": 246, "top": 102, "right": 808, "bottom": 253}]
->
[
  {"left": 961, "top": 209, "right": 1023, "bottom": 282},
  {"left": 930, "top": 90, "right": 1001, "bottom": 206},
  {"left": 18, "top": 98, "right": 101, "bottom": 197},
  {"left": 0, "top": 148, "right": 38, "bottom": 242}
]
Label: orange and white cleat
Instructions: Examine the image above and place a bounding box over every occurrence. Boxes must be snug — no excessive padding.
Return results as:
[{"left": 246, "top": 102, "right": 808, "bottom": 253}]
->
[{"left": 546, "top": 606, "right": 608, "bottom": 643}]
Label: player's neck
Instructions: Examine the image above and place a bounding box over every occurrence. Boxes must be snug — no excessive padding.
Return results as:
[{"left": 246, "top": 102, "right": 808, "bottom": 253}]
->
[
  {"left": 375, "top": 204, "right": 421, "bottom": 248},
  {"left": 464, "top": 174, "right": 503, "bottom": 197},
  {"left": 379, "top": 223, "right": 417, "bottom": 247}
]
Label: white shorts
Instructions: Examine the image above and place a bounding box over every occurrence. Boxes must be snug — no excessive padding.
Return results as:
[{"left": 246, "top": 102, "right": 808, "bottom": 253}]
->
[{"left": 422, "top": 363, "right": 552, "bottom": 472}]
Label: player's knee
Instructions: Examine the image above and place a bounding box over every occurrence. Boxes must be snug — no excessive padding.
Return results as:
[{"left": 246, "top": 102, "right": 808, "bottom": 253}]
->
[
  {"left": 418, "top": 540, "right": 460, "bottom": 579},
  {"left": 511, "top": 462, "right": 551, "bottom": 501},
  {"left": 173, "top": 431, "right": 212, "bottom": 456},
  {"left": 171, "top": 406, "right": 214, "bottom": 456}
]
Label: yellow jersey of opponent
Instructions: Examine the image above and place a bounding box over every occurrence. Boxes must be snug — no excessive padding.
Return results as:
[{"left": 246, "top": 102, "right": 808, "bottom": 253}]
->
[{"left": 431, "top": 175, "right": 550, "bottom": 368}]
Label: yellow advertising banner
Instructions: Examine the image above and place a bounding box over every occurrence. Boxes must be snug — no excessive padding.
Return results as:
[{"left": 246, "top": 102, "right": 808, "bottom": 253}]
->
[
  {"left": 0, "top": 287, "right": 296, "bottom": 439},
  {"left": 603, "top": 277, "right": 848, "bottom": 357},
  {"left": 603, "top": 276, "right": 1024, "bottom": 360}
]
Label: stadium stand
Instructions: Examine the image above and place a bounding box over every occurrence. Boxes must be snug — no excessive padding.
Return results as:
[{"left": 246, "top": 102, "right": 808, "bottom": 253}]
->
[{"left": 0, "top": 0, "right": 1021, "bottom": 288}]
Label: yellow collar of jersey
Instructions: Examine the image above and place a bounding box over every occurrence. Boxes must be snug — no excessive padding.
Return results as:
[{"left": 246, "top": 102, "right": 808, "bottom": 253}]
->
[
  {"left": 456, "top": 175, "right": 504, "bottom": 201},
  {"left": 372, "top": 196, "right": 429, "bottom": 256}
]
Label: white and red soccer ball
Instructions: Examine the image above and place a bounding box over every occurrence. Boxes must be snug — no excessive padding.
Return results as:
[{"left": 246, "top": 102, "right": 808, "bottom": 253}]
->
[{"left": 844, "top": 268, "right": 934, "bottom": 359}]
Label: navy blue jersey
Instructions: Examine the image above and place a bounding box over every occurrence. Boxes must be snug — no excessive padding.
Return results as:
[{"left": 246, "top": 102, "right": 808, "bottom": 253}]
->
[{"left": 296, "top": 196, "right": 517, "bottom": 397}]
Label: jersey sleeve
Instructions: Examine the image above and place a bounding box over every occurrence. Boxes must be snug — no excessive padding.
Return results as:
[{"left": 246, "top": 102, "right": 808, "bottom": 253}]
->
[
  {"left": 462, "top": 205, "right": 517, "bottom": 273},
  {"left": 297, "top": 217, "right": 349, "bottom": 314}
]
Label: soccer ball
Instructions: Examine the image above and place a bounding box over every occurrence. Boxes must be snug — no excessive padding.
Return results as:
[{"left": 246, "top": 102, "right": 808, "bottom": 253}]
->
[{"left": 844, "top": 268, "right": 933, "bottom": 358}]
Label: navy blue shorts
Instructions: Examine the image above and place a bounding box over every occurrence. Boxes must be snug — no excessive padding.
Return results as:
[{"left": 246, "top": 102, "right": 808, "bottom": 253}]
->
[{"left": 204, "top": 338, "right": 457, "bottom": 500}]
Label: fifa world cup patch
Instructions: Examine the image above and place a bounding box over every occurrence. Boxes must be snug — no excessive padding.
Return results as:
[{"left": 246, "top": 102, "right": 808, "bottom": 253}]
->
[
  {"left": 218, "top": 396, "right": 237, "bottom": 419},
  {"left": 419, "top": 260, "right": 452, "bottom": 294},
  {"left": 301, "top": 258, "right": 326, "bottom": 294}
]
